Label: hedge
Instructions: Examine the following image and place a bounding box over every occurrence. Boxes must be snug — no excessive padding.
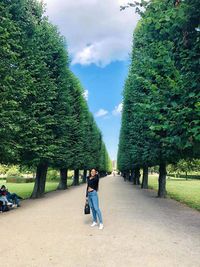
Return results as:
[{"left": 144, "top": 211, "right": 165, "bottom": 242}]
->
[
  {"left": 168, "top": 174, "right": 200, "bottom": 180},
  {"left": 6, "top": 177, "right": 35, "bottom": 183}
]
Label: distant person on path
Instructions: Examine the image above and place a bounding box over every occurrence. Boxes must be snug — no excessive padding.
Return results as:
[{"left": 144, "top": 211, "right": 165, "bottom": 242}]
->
[{"left": 86, "top": 169, "right": 104, "bottom": 230}]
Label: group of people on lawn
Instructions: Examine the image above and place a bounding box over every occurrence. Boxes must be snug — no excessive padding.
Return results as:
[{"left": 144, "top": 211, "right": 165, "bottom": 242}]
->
[{"left": 0, "top": 185, "right": 22, "bottom": 212}]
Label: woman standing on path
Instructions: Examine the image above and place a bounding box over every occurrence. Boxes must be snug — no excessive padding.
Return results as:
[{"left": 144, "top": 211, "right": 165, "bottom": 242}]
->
[{"left": 86, "top": 169, "right": 104, "bottom": 230}]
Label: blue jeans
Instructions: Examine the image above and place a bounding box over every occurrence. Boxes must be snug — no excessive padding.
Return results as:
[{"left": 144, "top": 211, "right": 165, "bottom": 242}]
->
[
  {"left": 7, "top": 193, "right": 20, "bottom": 206},
  {"left": 88, "top": 190, "right": 103, "bottom": 224}
]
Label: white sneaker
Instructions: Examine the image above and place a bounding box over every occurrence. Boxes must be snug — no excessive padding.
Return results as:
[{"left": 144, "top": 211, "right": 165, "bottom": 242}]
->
[
  {"left": 99, "top": 223, "right": 104, "bottom": 230},
  {"left": 91, "top": 221, "right": 98, "bottom": 227}
]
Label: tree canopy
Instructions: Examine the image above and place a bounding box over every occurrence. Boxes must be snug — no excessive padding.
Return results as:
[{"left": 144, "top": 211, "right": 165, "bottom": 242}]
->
[
  {"left": 0, "top": 0, "right": 112, "bottom": 198},
  {"left": 118, "top": 0, "right": 200, "bottom": 197}
]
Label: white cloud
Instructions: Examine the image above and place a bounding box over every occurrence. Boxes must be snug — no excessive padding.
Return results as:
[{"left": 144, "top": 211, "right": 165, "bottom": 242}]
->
[
  {"left": 83, "top": 89, "right": 89, "bottom": 100},
  {"left": 95, "top": 109, "right": 109, "bottom": 117},
  {"left": 43, "top": 0, "right": 140, "bottom": 67},
  {"left": 118, "top": 0, "right": 128, "bottom": 4},
  {"left": 112, "top": 103, "right": 123, "bottom": 115}
]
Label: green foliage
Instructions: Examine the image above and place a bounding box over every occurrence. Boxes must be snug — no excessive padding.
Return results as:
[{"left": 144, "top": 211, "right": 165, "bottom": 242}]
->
[
  {"left": 0, "top": 0, "right": 111, "bottom": 197},
  {"left": 46, "top": 169, "right": 60, "bottom": 181},
  {"left": 118, "top": 0, "right": 200, "bottom": 173},
  {"left": 99, "top": 142, "right": 113, "bottom": 173},
  {"left": 6, "top": 165, "right": 21, "bottom": 177},
  {"left": 167, "top": 159, "right": 200, "bottom": 176},
  {"left": 0, "top": 0, "right": 24, "bottom": 164},
  {"left": 0, "top": 165, "right": 9, "bottom": 175}
]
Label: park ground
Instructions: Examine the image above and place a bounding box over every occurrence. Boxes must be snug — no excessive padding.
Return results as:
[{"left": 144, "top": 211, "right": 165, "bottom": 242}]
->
[
  {"left": 1, "top": 174, "right": 200, "bottom": 267},
  {"left": 148, "top": 175, "right": 200, "bottom": 211},
  {"left": 1, "top": 173, "right": 200, "bottom": 210}
]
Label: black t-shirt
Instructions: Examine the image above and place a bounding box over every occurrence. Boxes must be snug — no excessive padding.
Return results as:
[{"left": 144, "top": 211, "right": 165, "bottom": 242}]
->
[{"left": 86, "top": 175, "right": 99, "bottom": 197}]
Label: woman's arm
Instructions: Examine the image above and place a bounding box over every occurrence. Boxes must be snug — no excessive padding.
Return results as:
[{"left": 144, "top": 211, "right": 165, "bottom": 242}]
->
[
  {"left": 85, "top": 176, "right": 89, "bottom": 197},
  {"left": 86, "top": 185, "right": 89, "bottom": 197}
]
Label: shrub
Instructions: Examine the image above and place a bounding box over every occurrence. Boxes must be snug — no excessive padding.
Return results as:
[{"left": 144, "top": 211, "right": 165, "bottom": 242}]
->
[
  {"left": 6, "top": 166, "right": 21, "bottom": 177},
  {"left": 167, "top": 174, "right": 200, "bottom": 180},
  {"left": 6, "top": 176, "right": 34, "bottom": 183},
  {"left": 0, "top": 165, "right": 9, "bottom": 175},
  {"left": 46, "top": 169, "right": 59, "bottom": 181}
]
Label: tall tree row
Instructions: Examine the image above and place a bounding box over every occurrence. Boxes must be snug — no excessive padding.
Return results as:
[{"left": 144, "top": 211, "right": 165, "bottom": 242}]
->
[
  {"left": 0, "top": 0, "right": 112, "bottom": 198},
  {"left": 118, "top": 0, "right": 200, "bottom": 197}
]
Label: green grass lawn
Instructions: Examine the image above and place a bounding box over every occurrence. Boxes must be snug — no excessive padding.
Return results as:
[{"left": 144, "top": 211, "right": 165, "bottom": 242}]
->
[
  {"left": 148, "top": 175, "right": 200, "bottom": 211},
  {"left": 0, "top": 179, "right": 74, "bottom": 199}
]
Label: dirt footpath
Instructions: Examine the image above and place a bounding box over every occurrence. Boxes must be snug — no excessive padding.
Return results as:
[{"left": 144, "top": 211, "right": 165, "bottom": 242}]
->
[{"left": 1, "top": 175, "right": 200, "bottom": 267}]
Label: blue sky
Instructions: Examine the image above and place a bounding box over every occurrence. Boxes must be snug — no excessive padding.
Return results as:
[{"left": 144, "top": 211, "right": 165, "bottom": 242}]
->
[
  {"left": 44, "top": 0, "right": 140, "bottom": 160},
  {"left": 71, "top": 61, "right": 129, "bottom": 159}
]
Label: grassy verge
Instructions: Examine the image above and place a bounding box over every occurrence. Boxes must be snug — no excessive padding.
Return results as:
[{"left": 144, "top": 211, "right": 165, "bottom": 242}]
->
[
  {"left": 148, "top": 175, "right": 200, "bottom": 211},
  {"left": 0, "top": 179, "right": 74, "bottom": 199}
]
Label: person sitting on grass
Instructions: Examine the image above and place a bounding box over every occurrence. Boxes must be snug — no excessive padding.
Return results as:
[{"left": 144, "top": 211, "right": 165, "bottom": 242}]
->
[
  {"left": 0, "top": 200, "right": 3, "bottom": 213},
  {"left": 0, "top": 185, "right": 13, "bottom": 211},
  {"left": 0, "top": 185, "right": 22, "bottom": 207}
]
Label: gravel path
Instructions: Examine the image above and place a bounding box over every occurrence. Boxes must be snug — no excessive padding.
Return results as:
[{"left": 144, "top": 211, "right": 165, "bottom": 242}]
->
[{"left": 1, "top": 175, "right": 200, "bottom": 267}]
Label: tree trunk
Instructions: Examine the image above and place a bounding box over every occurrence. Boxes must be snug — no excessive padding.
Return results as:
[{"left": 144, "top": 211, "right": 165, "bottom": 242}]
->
[
  {"left": 141, "top": 165, "right": 148, "bottom": 189},
  {"left": 73, "top": 169, "right": 79, "bottom": 186},
  {"left": 158, "top": 162, "right": 167, "bottom": 198},
  {"left": 83, "top": 169, "right": 87, "bottom": 183},
  {"left": 99, "top": 171, "right": 106, "bottom": 177},
  {"left": 133, "top": 168, "right": 137, "bottom": 184},
  {"left": 99, "top": 171, "right": 105, "bottom": 177},
  {"left": 123, "top": 171, "right": 127, "bottom": 181},
  {"left": 128, "top": 171, "right": 131, "bottom": 182},
  {"left": 135, "top": 167, "right": 140, "bottom": 185},
  {"left": 125, "top": 171, "right": 129, "bottom": 182},
  {"left": 57, "top": 168, "right": 68, "bottom": 190},
  {"left": 31, "top": 162, "right": 48, "bottom": 199},
  {"left": 130, "top": 169, "right": 134, "bottom": 183}
]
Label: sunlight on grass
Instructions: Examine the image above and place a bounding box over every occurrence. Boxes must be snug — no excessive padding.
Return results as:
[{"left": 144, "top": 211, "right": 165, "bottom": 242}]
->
[
  {"left": 148, "top": 175, "right": 200, "bottom": 211},
  {"left": 0, "top": 179, "right": 74, "bottom": 199}
]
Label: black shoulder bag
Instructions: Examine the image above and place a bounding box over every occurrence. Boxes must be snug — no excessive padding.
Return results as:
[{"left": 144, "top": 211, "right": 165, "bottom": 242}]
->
[{"left": 84, "top": 198, "right": 90, "bottom": 214}]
